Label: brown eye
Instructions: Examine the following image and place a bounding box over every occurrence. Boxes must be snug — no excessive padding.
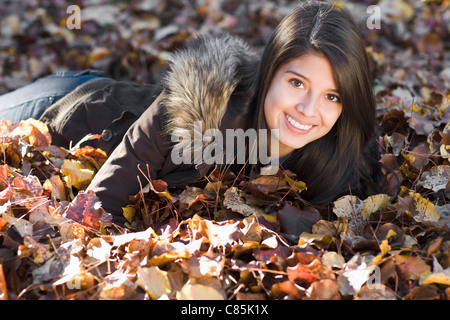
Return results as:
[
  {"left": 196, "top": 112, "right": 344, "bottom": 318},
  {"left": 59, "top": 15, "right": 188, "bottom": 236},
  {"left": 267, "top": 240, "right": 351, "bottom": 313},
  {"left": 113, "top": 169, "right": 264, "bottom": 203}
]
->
[
  {"left": 326, "top": 93, "right": 341, "bottom": 103},
  {"left": 290, "top": 79, "right": 304, "bottom": 89}
]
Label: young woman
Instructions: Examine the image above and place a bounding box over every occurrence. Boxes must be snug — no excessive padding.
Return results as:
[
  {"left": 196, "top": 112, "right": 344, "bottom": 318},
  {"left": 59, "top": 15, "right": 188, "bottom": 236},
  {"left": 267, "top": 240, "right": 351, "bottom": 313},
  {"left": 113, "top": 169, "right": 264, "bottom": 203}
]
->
[{"left": 0, "top": 2, "right": 383, "bottom": 229}]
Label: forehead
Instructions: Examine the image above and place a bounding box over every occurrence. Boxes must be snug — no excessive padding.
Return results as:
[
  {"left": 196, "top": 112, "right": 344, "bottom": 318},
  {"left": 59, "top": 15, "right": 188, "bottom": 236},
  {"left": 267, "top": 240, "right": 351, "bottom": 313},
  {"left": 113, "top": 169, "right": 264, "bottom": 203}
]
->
[{"left": 277, "top": 53, "right": 337, "bottom": 87}]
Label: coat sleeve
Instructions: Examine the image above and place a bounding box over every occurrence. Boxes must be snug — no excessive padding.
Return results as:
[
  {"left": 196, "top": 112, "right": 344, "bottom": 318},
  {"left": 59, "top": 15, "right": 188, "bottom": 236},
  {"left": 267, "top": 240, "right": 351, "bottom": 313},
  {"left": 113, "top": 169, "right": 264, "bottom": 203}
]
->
[{"left": 87, "top": 92, "right": 170, "bottom": 220}]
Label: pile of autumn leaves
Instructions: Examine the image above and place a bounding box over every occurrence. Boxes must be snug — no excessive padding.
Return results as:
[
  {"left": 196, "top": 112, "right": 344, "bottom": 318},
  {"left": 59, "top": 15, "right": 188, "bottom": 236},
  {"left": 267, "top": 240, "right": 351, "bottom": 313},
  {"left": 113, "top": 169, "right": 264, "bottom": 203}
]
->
[{"left": 0, "top": 98, "right": 449, "bottom": 300}]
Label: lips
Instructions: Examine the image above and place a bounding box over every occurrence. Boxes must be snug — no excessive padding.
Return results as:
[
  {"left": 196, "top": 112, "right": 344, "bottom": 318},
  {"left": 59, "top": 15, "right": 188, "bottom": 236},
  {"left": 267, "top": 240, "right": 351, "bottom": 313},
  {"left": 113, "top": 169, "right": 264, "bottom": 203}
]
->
[{"left": 285, "top": 113, "right": 314, "bottom": 132}]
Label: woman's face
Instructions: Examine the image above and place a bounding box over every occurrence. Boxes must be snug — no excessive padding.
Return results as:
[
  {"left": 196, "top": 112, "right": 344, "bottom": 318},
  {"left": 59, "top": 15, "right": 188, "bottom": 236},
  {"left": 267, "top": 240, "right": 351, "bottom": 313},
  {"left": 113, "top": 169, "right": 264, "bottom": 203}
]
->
[{"left": 264, "top": 53, "right": 343, "bottom": 157}]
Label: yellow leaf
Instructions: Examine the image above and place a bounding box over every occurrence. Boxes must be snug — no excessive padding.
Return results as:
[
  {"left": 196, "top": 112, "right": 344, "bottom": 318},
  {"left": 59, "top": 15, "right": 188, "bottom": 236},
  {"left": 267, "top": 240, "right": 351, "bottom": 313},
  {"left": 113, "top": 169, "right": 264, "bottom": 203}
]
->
[
  {"left": 157, "top": 191, "right": 173, "bottom": 202},
  {"left": 255, "top": 212, "right": 278, "bottom": 223},
  {"left": 422, "top": 273, "right": 450, "bottom": 286},
  {"left": 379, "top": 239, "right": 391, "bottom": 256},
  {"left": 136, "top": 266, "right": 172, "bottom": 299},
  {"left": 361, "top": 194, "right": 391, "bottom": 220},
  {"left": 176, "top": 283, "right": 225, "bottom": 300},
  {"left": 122, "top": 205, "right": 136, "bottom": 224},
  {"left": 283, "top": 173, "right": 307, "bottom": 192},
  {"left": 61, "top": 159, "right": 95, "bottom": 190},
  {"left": 411, "top": 102, "right": 427, "bottom": 116},
  {"left": 148, "top": 250, "right": 190, "bottom": 266},
  {"left": 411, "top": 192, "right": 440, "bottom": 223},
  {"left": 88, "top": 47, "right": 110, "bottom": 64}
]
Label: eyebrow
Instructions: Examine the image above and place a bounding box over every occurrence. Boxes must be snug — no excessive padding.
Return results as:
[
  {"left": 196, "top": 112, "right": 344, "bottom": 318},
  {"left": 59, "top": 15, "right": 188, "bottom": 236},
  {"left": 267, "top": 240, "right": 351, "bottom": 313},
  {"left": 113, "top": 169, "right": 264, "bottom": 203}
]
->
[{"left": 286, "top": 70, "right": 340, "bottom": 94}]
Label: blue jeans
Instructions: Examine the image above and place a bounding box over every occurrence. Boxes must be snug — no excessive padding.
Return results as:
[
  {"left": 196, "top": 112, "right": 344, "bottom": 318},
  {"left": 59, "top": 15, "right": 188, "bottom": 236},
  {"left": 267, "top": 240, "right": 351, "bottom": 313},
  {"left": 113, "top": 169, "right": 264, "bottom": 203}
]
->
[{"left": 0, "top": 70, "right": 112, "bottom": 122}]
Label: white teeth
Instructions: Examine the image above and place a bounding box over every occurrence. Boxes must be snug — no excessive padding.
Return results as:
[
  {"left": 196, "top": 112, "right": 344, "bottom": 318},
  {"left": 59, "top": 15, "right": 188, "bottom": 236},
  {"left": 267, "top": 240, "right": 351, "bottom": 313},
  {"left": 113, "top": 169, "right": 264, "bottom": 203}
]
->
[{"left": 286, "top": 114, "right": 313, "bottom": 130}]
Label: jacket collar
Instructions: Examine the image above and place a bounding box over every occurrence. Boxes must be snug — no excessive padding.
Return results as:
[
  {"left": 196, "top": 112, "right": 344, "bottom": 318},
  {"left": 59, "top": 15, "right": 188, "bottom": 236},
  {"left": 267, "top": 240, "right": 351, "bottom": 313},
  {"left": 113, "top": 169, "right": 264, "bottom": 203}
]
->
[{"left": 161, "top": 34, "right": 258, "bottom": 155}]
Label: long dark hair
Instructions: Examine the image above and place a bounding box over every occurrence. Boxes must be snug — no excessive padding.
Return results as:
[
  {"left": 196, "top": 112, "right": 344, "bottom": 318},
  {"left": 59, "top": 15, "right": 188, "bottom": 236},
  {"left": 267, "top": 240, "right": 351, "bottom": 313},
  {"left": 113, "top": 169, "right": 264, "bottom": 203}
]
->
[{"left": 249, "top": 1, "right": 378, "bottom": 206}]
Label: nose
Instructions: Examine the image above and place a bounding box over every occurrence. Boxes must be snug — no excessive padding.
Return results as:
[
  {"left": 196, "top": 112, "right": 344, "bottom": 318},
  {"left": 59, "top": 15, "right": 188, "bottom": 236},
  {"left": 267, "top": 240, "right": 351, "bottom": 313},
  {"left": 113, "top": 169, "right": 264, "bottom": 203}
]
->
[{"left": 295, "top": 94, "right": 319, "bottom": 117}]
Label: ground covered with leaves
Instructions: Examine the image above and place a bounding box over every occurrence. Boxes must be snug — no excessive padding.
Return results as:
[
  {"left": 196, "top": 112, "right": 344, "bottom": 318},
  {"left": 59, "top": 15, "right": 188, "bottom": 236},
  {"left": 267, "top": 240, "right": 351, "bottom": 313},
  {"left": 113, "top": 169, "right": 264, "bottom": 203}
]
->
[{"left": 0, "top": 0, "right": 449, "bottom": 300}]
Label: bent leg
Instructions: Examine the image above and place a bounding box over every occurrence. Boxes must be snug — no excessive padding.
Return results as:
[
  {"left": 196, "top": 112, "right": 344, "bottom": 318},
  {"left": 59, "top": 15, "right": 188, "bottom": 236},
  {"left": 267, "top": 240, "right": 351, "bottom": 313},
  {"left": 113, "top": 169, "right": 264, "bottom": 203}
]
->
[{"left": 0, "top": 70, "right": 112, "bottom": 122}]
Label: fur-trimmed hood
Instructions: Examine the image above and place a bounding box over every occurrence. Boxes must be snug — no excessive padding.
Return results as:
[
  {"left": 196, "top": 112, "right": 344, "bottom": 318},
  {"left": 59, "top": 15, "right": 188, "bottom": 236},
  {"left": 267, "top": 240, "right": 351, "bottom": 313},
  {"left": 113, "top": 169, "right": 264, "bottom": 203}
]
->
[{"left": 161, "top": 34, "right": 259, "bottom": 152}]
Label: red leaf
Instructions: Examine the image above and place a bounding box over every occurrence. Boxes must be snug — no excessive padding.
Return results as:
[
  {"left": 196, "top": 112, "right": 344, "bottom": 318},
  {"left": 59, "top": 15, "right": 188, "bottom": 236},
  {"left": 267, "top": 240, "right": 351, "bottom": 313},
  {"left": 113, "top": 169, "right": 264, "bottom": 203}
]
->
[{"left": 63, "top": 190, "right": 111, "bottom": 230}]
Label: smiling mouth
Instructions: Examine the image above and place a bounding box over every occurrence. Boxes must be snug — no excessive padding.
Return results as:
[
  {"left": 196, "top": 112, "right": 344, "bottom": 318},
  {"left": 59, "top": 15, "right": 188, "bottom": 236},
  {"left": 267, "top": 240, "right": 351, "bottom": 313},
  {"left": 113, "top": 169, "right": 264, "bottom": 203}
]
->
[{"left": 285, "top": 113, "right": 314, "bottom": 131}]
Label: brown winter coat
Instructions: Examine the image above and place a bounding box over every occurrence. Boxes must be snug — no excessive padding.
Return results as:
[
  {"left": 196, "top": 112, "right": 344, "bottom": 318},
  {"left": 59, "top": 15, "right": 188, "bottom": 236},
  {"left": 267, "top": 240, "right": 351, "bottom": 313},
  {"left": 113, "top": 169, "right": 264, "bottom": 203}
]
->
[{"left": 41, "top": 35, "right": 261, "bottom": 226}]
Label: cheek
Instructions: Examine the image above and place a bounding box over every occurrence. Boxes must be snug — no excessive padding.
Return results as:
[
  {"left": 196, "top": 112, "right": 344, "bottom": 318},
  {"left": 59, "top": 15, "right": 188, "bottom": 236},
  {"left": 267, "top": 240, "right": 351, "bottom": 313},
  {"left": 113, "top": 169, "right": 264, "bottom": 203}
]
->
[
  {"left": 323, "top": 106, "right": 342, "bottom": 129},
  {"left": 263, "top": 93, "right": 278, "bottom": 128}
]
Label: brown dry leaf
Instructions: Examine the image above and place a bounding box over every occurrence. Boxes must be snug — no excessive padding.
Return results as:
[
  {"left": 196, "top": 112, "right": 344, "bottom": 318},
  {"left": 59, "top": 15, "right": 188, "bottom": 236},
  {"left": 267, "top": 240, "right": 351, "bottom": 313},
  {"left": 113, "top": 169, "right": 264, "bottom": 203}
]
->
[
  {"left": 111, "top": 227, "right": 156, "bottom": 248},
  {"left": 63, "top": 190, "right": 111, "bottom": 230},
  {"left": 422, "top": 273, "right": 450, "bottom": 286},
  {"left": 13, "top": 175, "right": 44, "bottom": 197},
  {"left": 192, "top": 214, "right": 240, "bottom": 248},
  {"left": 11, "top": 118, "right": 52, "bottom": 147},
  {"left": 23, "top": 236, "right": 53, "bottom": 264},
  {"left": 204, "top": 181, "right": 228, "bottom": 196},
  {"left": 394, "top": 254, "right": 431, "bottom": 280},
  {"left": 403, "top": 284, "right": 440, "bottom": 300},
  {"left": 402, "top": 143, "right": 430, "bottom": 173},
  {"left": 305, "top": 278, "right": 340, "bottom": 300},
  {"left": 271, "top": 280, "right": 303, "bottom": 299},
  {"left": 417, "top": 32, "right": 444, "bottom": 55},
  {"left": 180, "top": 255, "right": 224, "bottom": 278},
  {"left": 385, "top": 132, "right": 406, "bottom": 156},
  {"left": 136, "top": 266, "right": 172, "bottom": 299},
  {"left": 247, "top": 175, "right": 290, "bottom": 198},
  {"left": 2, "top": 211, "right": 33, "bottom": 237},
  {"left": 239, "top": 216, "right": 262, "bottom": 243},
  {"left": 375, "top": 223, "right": 404, "bottom": 248},
  {"left": 43, "top": 174, "right": 67, "bottom": 201},
  {"left": 287, "top": 258, "right": 334, "bottom": 288},
  {"left": 98, "top": 279, "right": 137, "bottom": 300},
  {"left": 223, "top": 187, "right": 256, "bottom": 217},
  {"left": 356, "top": 284, "right": 397, "bottom": 300},
  {"left": 72, "top": 146, "right": 108, "bottom": 170}
]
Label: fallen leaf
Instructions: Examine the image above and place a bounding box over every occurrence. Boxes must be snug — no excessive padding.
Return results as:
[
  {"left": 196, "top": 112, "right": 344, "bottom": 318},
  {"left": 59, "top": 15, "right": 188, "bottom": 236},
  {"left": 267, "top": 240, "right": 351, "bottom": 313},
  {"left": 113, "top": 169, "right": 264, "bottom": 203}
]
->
[
  {"left": 287, "top": 258, "right": 333, "bottom": 288},
  {"left": 361, "top": 194, "right": 392, "bottom": 219},
  {"left": 43, "top": 175, "right": 67, "bottom": 201},
  {"left": 396, "top": 188, "right": 440, "bottom": 223},
  {"left": 136, "top": 266, "right": 172, "bottom": 299},
  {"left": 86, "top": 237, "right": 111, "bottom": 264},
  {"left": 60, "top": 159, "right": 95, "bottom": 190},
  {"left": 356, "top": 284, "right": 397, "bottom": 300},
  {"left": 63, "top": 190, "right": 111, "bottom": 230},
  {"left": 305, "top": 278, "right": 340, "bottom": 300},
  {"left": 223, "top": 187, "right": 256, "bottom": 217},
  {"left": 394, "top": 254, "right": 431, "bottom": 281},
  {"left": 419, "top": 165, "right": 450, "bottom": 192},
  {"left": 176, "top": 283, "right": 225, "bottom": 300}
]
